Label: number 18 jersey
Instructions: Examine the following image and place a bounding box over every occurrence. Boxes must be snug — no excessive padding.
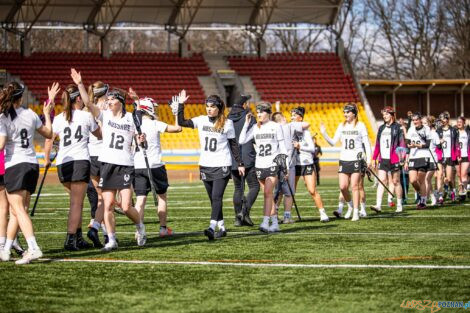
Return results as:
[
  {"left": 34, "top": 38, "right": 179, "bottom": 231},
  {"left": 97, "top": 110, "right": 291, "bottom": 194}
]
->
[
  {"left": 98, "top": 111, "right": 136, "bottom": 166},
  {"left": 192, "top": 115, "right": 235, "bottom": 167},
  {"left": 334, "top": 122, "right": 370, "bottom": 161}
]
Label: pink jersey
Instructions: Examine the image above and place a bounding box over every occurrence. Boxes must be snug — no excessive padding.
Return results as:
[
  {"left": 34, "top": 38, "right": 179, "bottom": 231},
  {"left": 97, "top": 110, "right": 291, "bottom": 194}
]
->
[{"left": 0, "top": 150, "right": 4, "bottom": 175}]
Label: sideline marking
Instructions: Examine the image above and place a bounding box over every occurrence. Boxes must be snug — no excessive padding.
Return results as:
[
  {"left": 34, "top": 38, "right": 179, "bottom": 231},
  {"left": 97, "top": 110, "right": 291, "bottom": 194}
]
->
[{"left": 37, "top": 257, "right": 470, "bottom": 270}]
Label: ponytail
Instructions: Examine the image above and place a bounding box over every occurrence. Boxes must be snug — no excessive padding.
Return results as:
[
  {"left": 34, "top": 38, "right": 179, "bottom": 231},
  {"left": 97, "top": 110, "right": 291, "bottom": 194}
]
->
[
  {"left": 0, "top": 82, "right": 23, "bottom": 116},
  {"left": 62, "top": 84, "right": 79, "bottom": 123}
]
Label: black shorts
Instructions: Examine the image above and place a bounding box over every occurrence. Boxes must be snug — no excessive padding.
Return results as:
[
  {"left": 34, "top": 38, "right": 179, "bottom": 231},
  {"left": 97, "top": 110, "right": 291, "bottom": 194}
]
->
[
  {"left": 441, "top": 157, "right": 457, "bottom": 167},
  {"left": 57, "top": 160, "right": 90, "bottom": 184},
  {"left": 199, "top": 166, "right": 231, "bottom": 182},
  {"left": 4, "top": 163, "right": 39, "bottom": 194},
  {"left": 255, "top": 166, "right": 279, "bottom": 180},
  {"left": 459, "top": 157, "right": 469, "bottom": 164},
  {"left": 408, "top": 158, "right": 429, "bottom": 172},
  {"left": 295, "top": 164, "right": 315, "bottom": 176},
  {"left": 378, "top": 159, "right": 400, "bottom": 173},
  {"left": 338, "top": 160, "right": 361, "bottom": 174},
  {"left": 428, "top": 162, "right": 438, "bottom": 171},
  {"left": 90, "top": 156, "right": 102, "bottom": 177},
  {"left": 0, "top": 175, "right": 4, "bottom": 187},
  {"left": 134, "top": 166, "right": 169, "bottom": 196},
  {"left": 99, "top": 163, "right": 134, "bottom": 190}
]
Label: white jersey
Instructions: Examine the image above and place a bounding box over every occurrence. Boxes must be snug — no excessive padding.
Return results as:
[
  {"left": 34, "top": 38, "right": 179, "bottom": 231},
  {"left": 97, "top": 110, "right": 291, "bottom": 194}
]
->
[
  {"left": 327, "top": 122, "right": 371, "bottom": 162},
  {"left": 442, "top": 129, "right": 452, "bottom": 158},
  {"left": 459, "top": 130, "right": 468, "bottom": 158},
  {"left": 3, "top": 107, "right": 42, "bottom": 169},
  {"left": 406, "top": 125, "right": 431, "bottom": 160},
  {"left": 88, "top": 101, "right": 108, "bottom": 157},
  {"left": 280, "top": 122, "right": 303, "bottom": 167},
  {"left": 134, "top": 118, "right": 168, "bottom": 169},
  {"left": 0, "top": 113, "right": 14, "bottom": 139},
  {"left": 52, "top": 110, "right": 98, "bottom": 165},
  {"left": 192, "top": 115, "right": 235, "bottom": 167},
  {"left": 379, "top": 125, "right": 392, "bottom": 159},
  {"left": 240, "top": 120, "right": 286, "bottom": 169},
  {"left": 294, "top": 129, "right": 315, "bottom": 166},
  {"left": 429, "top": 129, "right": 440, "bottom": 163},
  {"left": 98, "top": 111, "right": 136, "bottom": 166}
]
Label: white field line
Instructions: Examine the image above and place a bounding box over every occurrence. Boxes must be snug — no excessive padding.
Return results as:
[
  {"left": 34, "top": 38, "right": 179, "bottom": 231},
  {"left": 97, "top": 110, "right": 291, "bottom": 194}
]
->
[
  {"left": 34, "top": 231, "right": 470, "bottom": 237},
  {"left": 36, "top": 258, "right": 470, "bottom": 270}
]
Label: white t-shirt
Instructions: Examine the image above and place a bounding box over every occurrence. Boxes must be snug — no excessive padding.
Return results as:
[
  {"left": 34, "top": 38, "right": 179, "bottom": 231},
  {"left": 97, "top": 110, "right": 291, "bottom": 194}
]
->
[
  {"left": 442, "top": 129, "right": 452, "bottom": 158},
  {"left": 429, "top": 129, "right": 440, "bottom": 162},
  {"left": 406, "top": 125, "right": 431, "bottom": 160},
  {"left": 240, "top": 121, "right": 286, "bottom": 169},
  {"left": 191, "top": 115, "right": 235, "bottom": 167},
  {"left": 0, "top": 113, "right": 14, "bottom": 139},
  {"left": 459, "top": 130, "right": 468, "bottom": 158},
  {"left": 328, "top": 122, "right": 371, "bottom": 162},
  {"left": 98, "top": 111, "right": 136, "bottom": 166},
  {"left": 379, "top": 125, "right": 392, "bottom": 159},
  {"left": 295, "top": 129, "right": 315, "bottom": 166},
  {"left": 134, "top": 118, "right": 168, "bottom": 169},
  {"left": 52, "top": 110, "right": 98, "bottom": 165},
  {"left": 3, "top": 107, "right": 42, "bottom": 169},
  {"left": 279, "top": 122, "right": 303, "bottom": 167}
]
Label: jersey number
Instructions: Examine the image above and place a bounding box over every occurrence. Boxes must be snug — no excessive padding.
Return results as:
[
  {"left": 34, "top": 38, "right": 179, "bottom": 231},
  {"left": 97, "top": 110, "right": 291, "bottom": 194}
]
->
[
  {"left": 109, "top": 133, "right": 125, "bottom": 150},
  {"left": 20, "top": 128, "right": 29, "bottom": 148},
  {"left": 259, "top": 144, "right": 272, "bottom": 157},
  {"left": 63, "top": 126, "right": 83, "bottom": 147},
  {"left": 442, "top": 141, "right": 447, "bottom": 149},
  {"left": 344, "top": 139, "right": 355, "bottom": 150},
  {"left": 204, "top": 137, "right": 217, "bottom": 152},
  {"left": 459, "top": 142, "right": 463, "bottom": 149},
  {"left": 385, "top": 139, "right": 390, "bottom": 149}
]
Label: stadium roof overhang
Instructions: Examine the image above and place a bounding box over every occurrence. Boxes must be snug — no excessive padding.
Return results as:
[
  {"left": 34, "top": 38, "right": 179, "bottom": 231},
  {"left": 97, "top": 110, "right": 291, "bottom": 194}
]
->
[
  {"left": 0, "top": 0, "right": 343, "bottom": 37},
  {"left": 361, "top": 79, "right": 470, "bottom": 94}
]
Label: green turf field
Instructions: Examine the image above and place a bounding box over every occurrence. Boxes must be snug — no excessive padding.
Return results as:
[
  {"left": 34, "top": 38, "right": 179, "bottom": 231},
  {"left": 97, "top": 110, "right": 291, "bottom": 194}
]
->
[{"left": 1, "top": 178, "right": 469, "bottom": 313}]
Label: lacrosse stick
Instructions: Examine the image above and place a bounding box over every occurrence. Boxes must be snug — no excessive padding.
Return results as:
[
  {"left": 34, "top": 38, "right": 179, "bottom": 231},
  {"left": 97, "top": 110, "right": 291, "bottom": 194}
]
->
[
  {"left": 396, "top": 146, "right": 408, "bottom": 199},
  {"left": 31, "top": 144, "right": 58, "bottom": 216},
  {"left": 273, "top": 153, "right": 301, "bottom": 220},
  {"left": 358, "top": 152, "right": 395, "bottom": 197}
]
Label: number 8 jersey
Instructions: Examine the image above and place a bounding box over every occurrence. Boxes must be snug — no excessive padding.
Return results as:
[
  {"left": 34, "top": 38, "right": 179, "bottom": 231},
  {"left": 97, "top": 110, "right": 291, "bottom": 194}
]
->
[
  {"left": 52, "top": 110, "right": 98, "bottom": 165},
  {"left": 192, "top": 115, "right": 235, "bottom": 167},
  {"left": 98, "top": 110, "right": 136, "bottom": 166}
]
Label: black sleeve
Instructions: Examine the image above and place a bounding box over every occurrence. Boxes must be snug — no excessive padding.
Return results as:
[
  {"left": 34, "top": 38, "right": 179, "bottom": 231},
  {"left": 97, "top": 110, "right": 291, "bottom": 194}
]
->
[
  {"left": 228, "top": 138, "right": 243, "bottom": 166},
  {"left": 422, "top": 139, "right": 431, "bottom": 149},
  {"left": 406, "top": 117, "right": 412, "bottom": 131},
  {"left": 177, "top": 103, "right": 194, "bottom": 128}
]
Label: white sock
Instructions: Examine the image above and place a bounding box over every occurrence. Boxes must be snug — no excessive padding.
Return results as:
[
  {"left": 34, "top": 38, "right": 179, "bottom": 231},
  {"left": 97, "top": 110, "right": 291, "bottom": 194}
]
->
[
  {"left": 108, "top": 233, "right": 116, "bottom": 244},
  {"left": 397, "top": 199, "right": 403, "bottom": 208},
  {"left": 135, "top": 222, "right": 144, "bottom": 231},
  {"left": 262, "top": 216, "right": 270, "bottom": 225},
  {"left": 92, "top": 221, "right": 101, "bottom": 231},
  {"left": 270, "top": 215, "right": 278, "bottom": 225},
  {"left": 217, "top": 220, "right": 225, "bottom": 231},
  {"left": 360, "top": 202, "right": 366, "bottom": 212},
  {"left": 376, "top": 183, "right": 384, "bottom": 207},
  {"left": 0, "top": 236, "right": 5, "bottom": 247},
  {"left": 25, "top": 236, "right": 39, "bottom": 251},
  {"left": 420, "top": 196, "right": 427, "bottom": 204},
  {"left": 387, "top": 192, "right": 393, "bottom": 203},
  {"left": 319, "top": 208, "right": 326, "bottom": 214},
  {"left": 284, "top": 211, "right": 291, "bottom": 219},
  {"left": 209, "top": 220, "right": 217, "bottom": 230},
  {"left": 101, "top": 223, "right": 108, "bottom": 236},
  {"left": 347, "top": 201, "right": 353, "bottom": 210},
  {"left": 4, "top": 239, "right": 13, "bottom": 251},
  {"left": 337, "top": 201, "right": 344, "bottom": 213}
]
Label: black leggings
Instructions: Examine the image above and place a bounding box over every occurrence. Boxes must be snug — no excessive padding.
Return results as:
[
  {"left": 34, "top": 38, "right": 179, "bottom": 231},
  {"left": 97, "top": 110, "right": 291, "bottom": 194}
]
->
[
  {"left": 86, "top": 180, "right": 98, "bottom": 219},
  {"left": 203, "top": 176, "right": 230, "bottom": 221},
  {"left": 232, "top": 167, "right": 260, "bottom": 215}
]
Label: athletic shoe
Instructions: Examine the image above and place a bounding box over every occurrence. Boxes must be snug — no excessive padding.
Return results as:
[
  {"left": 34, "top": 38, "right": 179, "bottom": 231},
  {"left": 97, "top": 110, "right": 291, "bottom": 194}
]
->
[
  {"left": 430, "top": 197, "right": 437, "bottom": 206},
  {"left": 319, "top": 211, "right": 330, "bottom": 222},
  {"left": 259, "top": 222, "right": 269, "bottom": 233},
  {"left": 159, "top": 227, "right": 173, "bottom": 238},
  {"left": 12, "top": 239, "right": 25, "bottom": 256},
  {"left": 268, "top": 223, "right": 280, "bottom": 233},
  {"left": 351, "top": 209, "right": 360, "bottom": 222},
  {"left": 416, "top": 203, "right": 427, "bottom": 210},
  {"left": 333, "top": 210, "right": 342, "bottom": 218},
  {"left": 234, "top": 216, "right": 243, "bottom": 227},
  {"left": 344, "top": 208, "right": 353, "bottom": 219},
  {"left": 438, "top": 197, "right": 444, "bottom": 205},
  {"left": 388, "top": 202, "right": 395, "bottom": 208},
  {"left": 104, "top": 235, "right": 109, "bottom": 245},
  {"left": 101, "top": 241, "right": 118, "bottom": 252},
  {"left": 0, "top": 249, "right": 11, "bottom": 262},
  {"left": 87, "top": 228, "right": 103, "bottom": 248},
  {"left": 136, "top": 225, "right": 147, "bottom": 246},
  {"left": 450, "top": 191, "right": 456, "bottom": 202},
  {"left": 359, "top": 209, "right": 367, "bottom": 218},
  {"left": 282, "top": 217, "right": 295, "bottom": 224},
  {"left": 215, "top": 229, "right": 227, "bottom": 238},
  {"left": 459, "top": 194, "right": 466, "bottom": 202},
  {"left": 64, "top": 234, "right": 79, "bottom": 251},
  {"left": 370, "top": 206, "right": 382, "bottom": 214},
  {"left": 395, "top": 206, "right": 403, "bottom": 213},
  {"left": 243, "top": 214, "right": 254, "bottom": 227},
  {"left": 15, "top": 248, "right": 42, "bottom": 265},
  {"left": 76, "top": 233, "right": 92, "bottom": 249},
  {"left": 204, "top": 227, "right": 215, "bottom": 240}
]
